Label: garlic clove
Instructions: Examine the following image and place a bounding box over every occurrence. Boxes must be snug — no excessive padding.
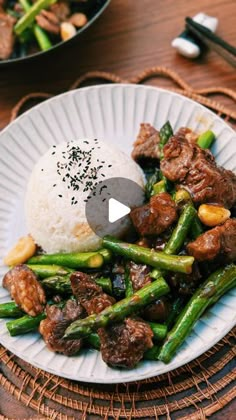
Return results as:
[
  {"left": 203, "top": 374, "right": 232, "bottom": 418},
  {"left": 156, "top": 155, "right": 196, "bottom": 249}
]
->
[{"left": 60, "top": 22, "right": 76, "bottom": 41}]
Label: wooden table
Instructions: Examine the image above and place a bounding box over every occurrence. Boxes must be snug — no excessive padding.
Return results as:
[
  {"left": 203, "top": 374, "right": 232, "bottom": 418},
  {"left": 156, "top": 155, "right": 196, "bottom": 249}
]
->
[{"left": 0, "top": 0, "right": 235, "bottom": 418}]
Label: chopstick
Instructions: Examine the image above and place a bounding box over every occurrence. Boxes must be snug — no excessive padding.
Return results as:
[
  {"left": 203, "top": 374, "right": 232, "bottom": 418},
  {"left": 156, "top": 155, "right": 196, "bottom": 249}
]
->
[{"left": 185, "top": 17, "right": 236, "bottom": 67}]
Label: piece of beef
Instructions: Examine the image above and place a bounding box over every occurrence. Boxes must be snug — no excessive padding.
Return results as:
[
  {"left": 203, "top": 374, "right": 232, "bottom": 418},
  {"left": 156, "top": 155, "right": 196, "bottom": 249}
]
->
[
  {"left": 143, "top": 296, "right": 171, "bottom": 322},
  {"left": 161, "top": 128, "right": 236, "bottom": 208},
  {"left": 128, "top": 261, "right": 151, "bottom": 292},
  {"left": 71, "top": 271, "right": 153, "bottom": 368},
  {"left": 50, "top": 1, "right": 70, "bottom": 21},
  {"left": 130, "top": 192, "right": 178, "bottom": 237},
  {"left": 3, "top": 264, "right": 46, "bottom": 316},
  {"left": 168, "top": 262, "right": 202, "bottom": 295},
  {"left": 39, "top": 300, "right": 83, "bottom": 356},
  {"left": 187, "top": 218, "right": 236, "bottom": 262},
  {"left": 0, "top": 13, "right": 16, "bottom": 60},
  {"left": 132, "top": 123, "right": 161, "bottom": 162},
  {"left": 70, "top": 272, "right": 115, "bottom": 314},
  {"left": 99, "top": 318, "right": 153, "bottom": 368},
  {"left": 152, "top": 227, "right": 173, "bottom": 251},
  {"left": 36, "top": 10, "right": 60, "bottom": 34},
  {"left": 111, "top": 261, "right": 126, "bottom": 299}
]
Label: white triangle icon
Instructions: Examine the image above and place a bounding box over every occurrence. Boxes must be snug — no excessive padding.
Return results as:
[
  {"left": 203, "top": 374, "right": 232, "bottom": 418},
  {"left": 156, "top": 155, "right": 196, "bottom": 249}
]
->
[{"left": 108, "top": 198, "right": 131, "bottom": 223}]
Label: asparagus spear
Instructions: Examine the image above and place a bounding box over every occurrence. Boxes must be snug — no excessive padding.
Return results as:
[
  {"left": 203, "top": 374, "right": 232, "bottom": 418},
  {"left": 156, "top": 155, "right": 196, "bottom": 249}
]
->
[
  {"left": 15, "top": 0, "right": 56, "bottom": 36},
  {"left": 152, "top": 180, "right": 166, "bottom": 195},
  {"left": 144, "top": 344, "right": 161, "bottom": 360},
  {"left": 95, "top": 277, "right": 113, "bottom": 295},
  {"left": 27, "top": 264, "right": 74, "bottom": 279},
  {"left": 174, "top": 189, "right": 203, "bottom": 239},
  {"left": 64, "top": 277, "right": 170, "bottom": 338},
  {"left": 148, "top": 322, "right": 167, "bottom": 341},
  {"left": 164, "top": 204, "right": 196, "bottom": 255},
  {"left": 85, "top": 333, "right": 101, "bottom": 350},
  {"left": 197, "top": 130, "right": 215, "bottom": 149},
  {"left": 0, "top": 302, "right": 23, "bottom": 318},
  {"left": 158, "top": 264, "right": 236, "bottom": 364},
  {"left": 165, "top": 296, "right": 186, "bottom": 330},
  {"left": 18, "top": 0, "right": 52, "bottom": 50},
  {"left": 102, "top": 236, "right": 194, "bottom": 274},
  {"left": 145, "top": 169, "right": 161, "bottom": 199},
  {"left": 6, "top": 310, "right": 166, "bottom": 345},
  {"left": 7, "top": 313, "right": 46, "bottom": 336},
  {"left": 98, "top": 248, "right": 113, "bottom": 263},
  {"left": 28, "top": 251, "right": 104, "bottom": 269},
  {"left": 159, "top": 121, "right": 173, "bottom": 157},
  {"left": 124, "top": 264, "right": 133, "bottom": 298},
  {"left": 191, "top": 217, "right": 204, "bottom": 239},
  {"left": 41, "top": 275, "right": 113, "bottom": 295}
]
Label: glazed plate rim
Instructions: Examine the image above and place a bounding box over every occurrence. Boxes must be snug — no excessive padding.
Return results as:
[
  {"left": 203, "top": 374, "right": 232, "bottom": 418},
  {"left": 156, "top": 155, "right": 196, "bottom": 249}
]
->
[{"left": 0, "top": 84, "right": 235, "bottom": 383}]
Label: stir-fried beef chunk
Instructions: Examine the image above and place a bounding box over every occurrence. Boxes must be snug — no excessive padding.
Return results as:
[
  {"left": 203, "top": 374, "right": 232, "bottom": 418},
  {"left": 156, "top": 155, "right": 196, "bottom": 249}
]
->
[
  {"left": 71, "top": 271, "right": 153, "bottom": 368},
  {"left": 130, "top": 192, "right": 177, "bottom": 236},
  {"left": 99, "top": 318, "right": 153, "bottom": 368},
  {"left": 143, "top": 297, "right": 171, "bottom": 322},
  {"left": 36, "top": 10, "right": 60, "bottom": 35},
  {"left": 187, "top": 219, "right": 236, "bottom": 262},
  {"left": 3, "top": 264, "right": 46, "bottom": 316},
  {"left": 132, "top": 123, "right": 161, "bottom": 162},
  {"left": 168, "top": 262, "right": 202, "bottom": 295},
  {"left": 70, "top": 272, "right": 115, "bottom": 314},
  {"left": 39, "top": 300, "right": 83, "bottom": 356},
  {"left": 128, "top": 261, "right": 151, "bottom": 291},
  {"left": 0, "top": 13, "right": 16, "bottom": 60},
  {"left": 160, "top": 128, "right": 236, "bottom": 208}
]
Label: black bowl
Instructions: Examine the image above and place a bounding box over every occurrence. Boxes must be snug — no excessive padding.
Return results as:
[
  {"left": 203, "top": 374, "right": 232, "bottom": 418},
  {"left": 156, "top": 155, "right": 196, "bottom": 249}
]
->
[{"left": 0, "top": 0, "right": 110, "bottom": 66}]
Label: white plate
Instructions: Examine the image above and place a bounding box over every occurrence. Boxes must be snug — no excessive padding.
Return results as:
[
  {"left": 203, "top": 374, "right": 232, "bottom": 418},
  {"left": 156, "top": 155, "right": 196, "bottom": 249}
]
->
[{"left": 0, "top": 84, "right": 235, "bottom": 384}]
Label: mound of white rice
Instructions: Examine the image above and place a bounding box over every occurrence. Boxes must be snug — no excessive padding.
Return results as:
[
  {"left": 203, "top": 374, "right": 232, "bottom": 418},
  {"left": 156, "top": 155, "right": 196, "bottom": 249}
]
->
[{"left": 25, "top": 138, "right": 144, "bottom": 253}]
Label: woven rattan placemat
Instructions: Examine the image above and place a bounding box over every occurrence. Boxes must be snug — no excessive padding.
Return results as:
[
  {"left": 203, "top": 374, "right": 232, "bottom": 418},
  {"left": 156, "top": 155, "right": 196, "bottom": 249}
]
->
[{"left": 0, "top": 67, "right": 236, "bottom": 419}]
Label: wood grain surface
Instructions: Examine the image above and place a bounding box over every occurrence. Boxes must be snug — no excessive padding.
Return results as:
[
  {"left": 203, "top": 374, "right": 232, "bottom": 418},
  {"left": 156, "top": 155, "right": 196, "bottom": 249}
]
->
[{"left": 0, "top": 0, "right": 235, "bottom": 418}]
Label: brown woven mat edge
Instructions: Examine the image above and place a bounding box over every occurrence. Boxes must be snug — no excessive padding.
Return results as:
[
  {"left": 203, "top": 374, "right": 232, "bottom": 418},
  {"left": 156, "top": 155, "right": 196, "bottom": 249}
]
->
[{"left": 9, "top": 66, "right": 236, "bottom": 123}]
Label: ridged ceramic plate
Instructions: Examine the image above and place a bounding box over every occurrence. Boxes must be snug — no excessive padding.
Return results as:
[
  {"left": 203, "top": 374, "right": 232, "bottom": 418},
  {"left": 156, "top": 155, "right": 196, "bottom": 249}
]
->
[{"left": 0, "top": 84, "right": 235, "bottom": 383}]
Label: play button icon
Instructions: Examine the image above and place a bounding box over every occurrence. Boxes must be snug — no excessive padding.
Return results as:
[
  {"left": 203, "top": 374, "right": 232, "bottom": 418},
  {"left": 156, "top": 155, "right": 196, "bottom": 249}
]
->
[
  {"left": 108, "top": 198, "right": 130, "bottom": 223},
  {"left": 85, "top": 177, "right": 144, "bottom": 239}
]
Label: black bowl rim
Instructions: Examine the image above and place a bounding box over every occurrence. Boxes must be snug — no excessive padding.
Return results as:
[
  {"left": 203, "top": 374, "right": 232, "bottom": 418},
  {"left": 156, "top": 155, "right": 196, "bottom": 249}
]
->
[{"left": 0, "top": 0, "right": 111, "bottom": 66}]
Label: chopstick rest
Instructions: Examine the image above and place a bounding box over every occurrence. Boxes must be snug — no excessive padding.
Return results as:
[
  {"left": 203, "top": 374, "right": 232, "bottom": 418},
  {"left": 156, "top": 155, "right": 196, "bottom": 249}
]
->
[{"left": 172, "top": 13, "right": 218, "bottom": 58}]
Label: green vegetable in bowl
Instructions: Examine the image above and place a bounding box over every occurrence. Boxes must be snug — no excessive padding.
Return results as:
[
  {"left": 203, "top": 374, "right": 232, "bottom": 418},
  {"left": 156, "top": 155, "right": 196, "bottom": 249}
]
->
[{"left": 14, "top": 0, "right": 57, "bottom": 36}]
